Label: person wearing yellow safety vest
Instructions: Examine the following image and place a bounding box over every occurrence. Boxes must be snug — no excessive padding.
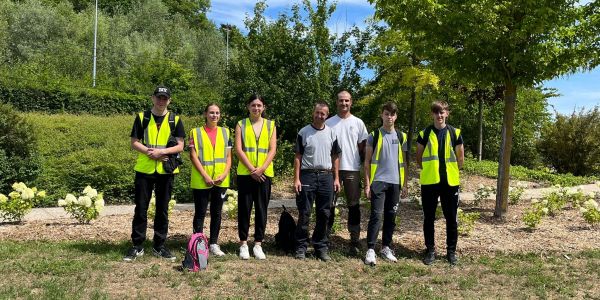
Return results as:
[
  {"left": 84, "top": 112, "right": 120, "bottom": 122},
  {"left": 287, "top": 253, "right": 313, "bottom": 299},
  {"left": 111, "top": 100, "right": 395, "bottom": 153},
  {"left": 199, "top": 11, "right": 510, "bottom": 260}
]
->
[
  {"left": 235, "top": 94, "right": 277, "bottom": 260},
  {"left": 189, "top": 103, "right": 232, "bottom": 257},
  {"left": 124, "top": 86, "right": 185, "bottom": 262},
  {"left": 416, "top": 100, "right": 464, "bottom": 266},
  {"left": 363, "top": 102, "right": 408, "bottom": 266}
]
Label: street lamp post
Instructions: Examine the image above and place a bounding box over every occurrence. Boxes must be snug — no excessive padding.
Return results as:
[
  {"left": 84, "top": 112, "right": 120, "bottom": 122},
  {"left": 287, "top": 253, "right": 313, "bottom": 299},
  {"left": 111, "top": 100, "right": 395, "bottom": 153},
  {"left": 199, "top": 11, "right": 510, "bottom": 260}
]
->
[
  {"left": 220, "top": 24, "right": 232, "bottom": 69},
  {"left": 92, "top": 0, "right": 98, "bottom": 87}
]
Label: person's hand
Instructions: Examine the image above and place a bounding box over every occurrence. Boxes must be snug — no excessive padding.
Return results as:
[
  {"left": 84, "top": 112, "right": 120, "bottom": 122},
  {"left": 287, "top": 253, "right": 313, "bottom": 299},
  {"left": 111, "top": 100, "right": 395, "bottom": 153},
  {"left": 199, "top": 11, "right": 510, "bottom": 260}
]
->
[
  {"left": 333, "top": 179, "right": 341, "bottom": 193},
  {"left": 250, "top": 168, "right": 266, "bottom": 182},
  {"left": 364, "top": 185, "right": 371, "bottom": 200},
  {"left": 213, "top": 174, "right": 226, "bottom": 185},
  {"left": 203, "top": 175, "right": 215, "bottom": 186},
  {"left": 401, "top": 186, "right": 408, "bottom": 199},
  {"left": 294, "top": 179, "right": 302, "bottom": 195},
  {"left": 251, "top": 167, "right": 265, "bottom": 177}
]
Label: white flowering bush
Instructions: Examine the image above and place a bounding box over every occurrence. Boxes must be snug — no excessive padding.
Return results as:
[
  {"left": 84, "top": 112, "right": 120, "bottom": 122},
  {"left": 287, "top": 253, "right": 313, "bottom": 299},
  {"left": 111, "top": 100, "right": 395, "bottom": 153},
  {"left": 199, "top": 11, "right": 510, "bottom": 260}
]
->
[
  {"left": 457, "top": 209, "right": 480, "bottom": 236},
  {"left": 147, "top": 192, "right": 176, "bottom": 220},
  {"left": 580, "top": 194, "right": 600, "bottom": 226},
  {"left": 522, "top": 198, "right": 549, "bottom": 229},
  {"left": 58, "top": 186, "right": 104, "bottom": 224},
  {"left": 0, "top": 182, "right": 46, "bottom": 222},
  {"left": 473, "top": 184, "right": 495, "bottom": 206},
  {"left": 543, "top": 185, "right": 570, "bottom": 216},
  {"left": 566, "top": 189, "right": 586, "bottom": 208},
  {"left": 223, "top": 189, "right": 238, "bottom": 219},
  {"left": 508, "top": 182, "right": 527, "bottom": 205}
]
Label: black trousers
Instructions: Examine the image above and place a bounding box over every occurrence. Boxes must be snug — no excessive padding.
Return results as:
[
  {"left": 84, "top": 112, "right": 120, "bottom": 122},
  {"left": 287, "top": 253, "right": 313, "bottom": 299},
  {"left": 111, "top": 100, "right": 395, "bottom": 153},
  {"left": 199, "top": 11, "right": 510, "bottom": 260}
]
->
[
  {"left": 237, "top": 175, "right": 271, "bottom": 242},
  {"left": 295, "top": 171, "right": 333, "bottom": 252},
  {"left": 366, "top": 181, "right": 400, "bottom": 249},
  {"left": 192, "top": 186, "right": 226, "bottom": 244},
  {"left": 131, "top": 171, "right": 174, "bottom": 248},
  {"left": 328, "top": 170, "right": 362, "bottom": 243},
  {"left": 421, "top": 181, "right": 460, "bottom": 252}
]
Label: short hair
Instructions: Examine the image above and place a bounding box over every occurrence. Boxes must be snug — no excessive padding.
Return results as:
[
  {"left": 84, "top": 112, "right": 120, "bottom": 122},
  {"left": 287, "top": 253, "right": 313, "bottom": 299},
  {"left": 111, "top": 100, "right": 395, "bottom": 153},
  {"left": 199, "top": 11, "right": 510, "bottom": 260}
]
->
[
  {"left": 337, "top": 90, "right": 352, "bottom": 100},
  {"left": 314, "top": 101, "right": 329, "bottom": 110},
  {"left": 382, "top": 101, "right": 398, "bottom": 114},
  {"left": 431, "top": 100, "right": 449, "bottom": 113}
]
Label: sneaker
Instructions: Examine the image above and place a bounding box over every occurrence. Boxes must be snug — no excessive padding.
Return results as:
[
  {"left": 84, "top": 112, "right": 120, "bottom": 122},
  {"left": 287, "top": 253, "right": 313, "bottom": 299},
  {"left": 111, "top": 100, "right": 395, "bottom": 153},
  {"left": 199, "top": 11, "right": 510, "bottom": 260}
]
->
[
  {"left": 380, "top": 246, "right": 398, "bottom": 262},
  {"left": 253, "top": 244, "right": 266, "bottom": 260},
  {"left": 152, "top": 246, "right": 176, "bottom": 262},
  {"left": 123, "top": 247, "right": 144, "bottom": 262},
  {"left": 365, "top": 249, "right": 376, "bottom": 266},
  {"left": 239, "top": 244, "right": 250, "bottom": 260},
  {"left": 447, "top": 251, "right": 457, "bottom": 265},
  {"left": 315, "top": 249, "right": 331, "bottom": 262},
  {"left": 349, "top": 241, "right": 361, "bottom": 257},
  {"left": 209, "top": 244, "right": 225, "bottom": 257},
  {"left": 295, "top": 249, "right": 306, "bottom": 260},
  {"left": 423, "top": 249, "right": 436, "bottom": 265}
]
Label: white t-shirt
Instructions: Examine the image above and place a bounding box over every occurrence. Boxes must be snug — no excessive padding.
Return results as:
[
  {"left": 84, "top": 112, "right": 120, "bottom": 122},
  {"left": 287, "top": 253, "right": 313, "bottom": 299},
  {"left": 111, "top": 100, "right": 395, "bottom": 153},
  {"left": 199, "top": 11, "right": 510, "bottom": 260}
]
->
[{"left": 325, "top": 114, "right": 369, "bottom": 171}]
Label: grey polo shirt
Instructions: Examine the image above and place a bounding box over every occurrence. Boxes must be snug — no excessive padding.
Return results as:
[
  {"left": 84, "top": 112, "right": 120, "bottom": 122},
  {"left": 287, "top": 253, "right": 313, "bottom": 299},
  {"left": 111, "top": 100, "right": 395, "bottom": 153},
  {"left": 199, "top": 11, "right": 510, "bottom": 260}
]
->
[{"left": 295, "top": 124, "right": 342, "bottom": 170}]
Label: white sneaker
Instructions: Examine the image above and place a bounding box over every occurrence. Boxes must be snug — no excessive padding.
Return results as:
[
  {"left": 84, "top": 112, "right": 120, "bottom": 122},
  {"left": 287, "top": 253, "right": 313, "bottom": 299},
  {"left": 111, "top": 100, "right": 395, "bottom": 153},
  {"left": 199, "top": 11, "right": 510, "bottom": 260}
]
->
[
  {"left": 239, "top": 244, "right": 250, "bottom": 260},
  {"left": 253, "top": 244, "right": 266, "bottom": 260},
  {"left": 381, "top": 246, "right": 398, "bottom": 262},
  {"left": 365, "top": 248, "right": 377, "bottom": 266},
  {"left": 210, "top": 244, "right": 225, "bottom": 257}
]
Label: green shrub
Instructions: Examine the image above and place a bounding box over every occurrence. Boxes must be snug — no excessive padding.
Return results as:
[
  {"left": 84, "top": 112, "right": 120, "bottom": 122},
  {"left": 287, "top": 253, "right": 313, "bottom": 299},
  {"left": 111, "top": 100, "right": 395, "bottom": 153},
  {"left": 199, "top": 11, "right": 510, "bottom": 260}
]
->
[
  {"left": 0, "top": 103, "right": 40, "bottom": 191},
  {"left": 0, "top": 182, "right": 46, "bottom": 222},
  {"left": 457, "top": 209, "right": 480, "bottom": 236},
  {"left": 538, "top": 107, "right": 600, "bottom": 176}
]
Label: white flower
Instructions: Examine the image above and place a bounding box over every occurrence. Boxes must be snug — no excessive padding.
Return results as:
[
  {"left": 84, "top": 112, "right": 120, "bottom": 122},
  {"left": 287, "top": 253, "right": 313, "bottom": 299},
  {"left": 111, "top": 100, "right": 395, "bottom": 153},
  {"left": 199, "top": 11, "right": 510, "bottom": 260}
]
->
[
  {"left": 478, "top": 184, "right": 484, "bottom": 189},
  {"left": 31, "top": 187, "right": 38, "bottom": 193},
  {"left": 86, "top": 188, "right": 98, "bottom": 198},
  {"left": 0, "top": 194, "right": 7, "bottom": 203},
  {"left": 587, "top": 192, "right": 596, "bottom": 199},
  {"left": 12, "top": 182, "right": 26, "bottom": 192},
  {"left": 37, "top": 191, "right": 46, "bottom": 198},
  {"left": 541, "top": 207, "right": 549, "bottom": 215},
  {"left": 20, "top": 188, "right": 35, "bottom": 200},
  {"left": 8, "top": 191, "right": 20, "bottom": 199},
  {"left": 83, "top": 185, "right": 92, "bottom": 194},
  {"left": 531, "top": 198, "right": 538, "bottom": 204},
  {"left": 80, "top": 196, "right": 92, "bottom": 207},
  {"left": 65, "top": 193, "right": 76, "bottom": 205},
  {"left": 57, "top": 199, "right": 67, "bottom": 207},
  {"left": 541, "top": 199, "right": 548, "bottom": 205},
  {"left": 580, "top": 207, "right": 588, "bottom": 214}
]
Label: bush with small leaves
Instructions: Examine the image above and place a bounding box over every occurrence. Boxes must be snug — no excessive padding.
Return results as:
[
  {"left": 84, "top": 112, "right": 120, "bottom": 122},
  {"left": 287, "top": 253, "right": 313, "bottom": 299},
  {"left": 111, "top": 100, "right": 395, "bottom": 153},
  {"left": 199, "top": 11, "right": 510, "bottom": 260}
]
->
[
  {"left": 473, "top": 184, "right": 495, "bottom": 206},
  {"left": 580, "top": 195, "right": 600, "bottom": 226},
  {"left": 0, "top": 182, "right": 46, "bottom": 222},
  {"left": 522, "top": 198, "right": 549, "bottom": 229},
  {"left": 57, "top": 186, "right": 105, "bottom": 224},
  {"left": 457, "top": 209, "right": 480, "bottom": 236},
  {"left": 508, "top": 182, "right": 527, "bottom": 205}
]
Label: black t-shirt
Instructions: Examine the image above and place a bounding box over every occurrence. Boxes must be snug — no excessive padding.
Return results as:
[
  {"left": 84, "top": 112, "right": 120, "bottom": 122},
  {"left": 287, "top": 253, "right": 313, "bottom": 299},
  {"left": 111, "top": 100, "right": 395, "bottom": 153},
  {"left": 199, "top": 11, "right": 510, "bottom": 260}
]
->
[
  {"left": 130, "top": 112, "right": 186, "bottom": 141},
  {"left": 417, "top": 125, "right": 463, "bottom": 182}
]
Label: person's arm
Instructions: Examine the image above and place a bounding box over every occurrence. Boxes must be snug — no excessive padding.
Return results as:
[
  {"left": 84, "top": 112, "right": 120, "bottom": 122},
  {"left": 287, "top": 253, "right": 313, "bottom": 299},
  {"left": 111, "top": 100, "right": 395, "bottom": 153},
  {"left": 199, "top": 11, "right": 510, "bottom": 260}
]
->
[
  {"left": 456, "top": 144, "right": 464, "bottom": 169},
  {"left": 332, "top": 153, "right": 340, "bottom": 193},
  {"left": 190, "top": 146, "right": 214, "bottom": 186},
  {"left": 364, "top": 144, "right": 373, "bottom": 200},
  {"left": 416, "top": 143, "right": 424, "bottom": 169},
  {"left": 401, "top": 148, "right": 408, "bottom": 198},
  {"left": 294, "top": 153, "right": 302, "bottom": 194},
  {"left": 253, "top": 125, "right": 277, "bottom": 180},
  {"left": 358, "top": 140, "right": 366, "bottom": 163}
]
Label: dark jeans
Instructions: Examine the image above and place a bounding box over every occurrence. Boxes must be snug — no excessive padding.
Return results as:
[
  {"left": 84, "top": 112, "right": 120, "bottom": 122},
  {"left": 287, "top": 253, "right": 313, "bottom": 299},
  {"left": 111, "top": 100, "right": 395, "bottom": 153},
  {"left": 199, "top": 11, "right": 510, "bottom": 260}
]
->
[
  {"left": 366, "top": 181, "right": 400, "bottom": 249},
  {"left": 237, "top": 175, "right": 271, "bottom": 242},
  {"left": 131, "top": 171, "right": 174, "bottom": 248},
  {"left": 421, "top": 182, "right": 460, "bottom": 253},
  {"left": 328, "top": 170, "right": 362, "bottom": 243},
  {"left": 295, "top": 171, "right": 333, "bottom": 252},
  {"left": 192, "top": 186, "right": 226, "bottom": 244}
]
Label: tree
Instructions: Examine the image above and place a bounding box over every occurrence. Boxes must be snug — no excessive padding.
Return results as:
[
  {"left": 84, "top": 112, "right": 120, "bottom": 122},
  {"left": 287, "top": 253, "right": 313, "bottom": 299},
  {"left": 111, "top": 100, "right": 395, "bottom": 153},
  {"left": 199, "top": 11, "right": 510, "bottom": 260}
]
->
[{"left": 372, "top": 0, "right": 600, "bottom": 217}]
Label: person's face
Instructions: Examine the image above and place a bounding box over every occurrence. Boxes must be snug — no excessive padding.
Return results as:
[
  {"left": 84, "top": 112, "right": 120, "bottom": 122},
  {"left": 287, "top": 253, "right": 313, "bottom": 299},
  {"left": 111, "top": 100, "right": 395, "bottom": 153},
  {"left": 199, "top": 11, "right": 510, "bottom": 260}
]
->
[
  {"left": 204, "top": 105, "right": 221, "bottom": 125},
  {"left": 337, "top": 93, "right": 352, "bottom": 114},
  {"left": 432, "top": 109, "right": 448, "bottom": 125},
  {"left": 152, "top": 95, "right": 171, "bottom": 110},
  {"left": 312, "top": 105, "right": 329, "bottom": 126},
  {"left": 381, "top": 109, "right": 397, "bottom": 127},
  {"left": 247, "top": 99, "right": 265, "bottom": 118}
]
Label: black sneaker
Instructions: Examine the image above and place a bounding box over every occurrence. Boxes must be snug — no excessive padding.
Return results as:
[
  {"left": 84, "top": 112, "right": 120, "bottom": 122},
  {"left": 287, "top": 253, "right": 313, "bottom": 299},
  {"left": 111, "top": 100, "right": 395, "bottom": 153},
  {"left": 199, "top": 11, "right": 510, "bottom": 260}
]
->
[
  {"left": 123, "top": 247, "right": 144, "bottom": 262},
  {"left": 152, "top": 246, "right": 176, "bottom": 262},
  {"left": 423, "top": 250, "right": 436, "bottom": 265},
  {"left": 447, "top": 251, "right": 457, "bottom": 265},
  {"left": 349, "top": 241, "right": 360, "bottom": 257},
  {"left": 295, "top": 250, "right": 306, "bottom": 260},
  {"left": 316, "top": 250, "right": 331, "bottom": 262}
]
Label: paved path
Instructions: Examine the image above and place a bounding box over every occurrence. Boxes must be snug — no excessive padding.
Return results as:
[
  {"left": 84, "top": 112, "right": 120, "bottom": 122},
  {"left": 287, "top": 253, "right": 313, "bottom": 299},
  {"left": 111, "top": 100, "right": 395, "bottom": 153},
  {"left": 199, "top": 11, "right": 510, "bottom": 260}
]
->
[{"left": 21, "top": 183, "right": 600, "bottom": 222}]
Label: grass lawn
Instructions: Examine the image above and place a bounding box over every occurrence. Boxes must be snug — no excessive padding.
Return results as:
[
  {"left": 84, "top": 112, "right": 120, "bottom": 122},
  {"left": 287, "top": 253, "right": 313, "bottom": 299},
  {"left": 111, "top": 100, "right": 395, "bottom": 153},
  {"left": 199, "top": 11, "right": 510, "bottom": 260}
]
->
[{"left": 0, "top": 239, "right": 599, "bottom": 299}]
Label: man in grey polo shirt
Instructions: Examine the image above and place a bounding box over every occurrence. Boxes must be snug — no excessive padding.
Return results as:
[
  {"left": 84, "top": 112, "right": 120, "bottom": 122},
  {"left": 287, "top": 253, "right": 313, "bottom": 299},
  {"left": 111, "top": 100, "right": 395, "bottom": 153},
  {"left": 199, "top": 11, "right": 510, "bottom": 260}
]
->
[
  {"left": 325, "top": 90, "right": 368, "bottom": 256},
  {"left": 293, "top": 101, "right": 341, "bottom": 262}
]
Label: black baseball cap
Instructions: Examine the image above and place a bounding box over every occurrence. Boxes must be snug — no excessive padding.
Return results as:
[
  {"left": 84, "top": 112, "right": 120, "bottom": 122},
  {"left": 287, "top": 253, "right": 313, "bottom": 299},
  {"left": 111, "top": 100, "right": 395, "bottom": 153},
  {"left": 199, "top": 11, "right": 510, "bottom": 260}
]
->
[{"left": 153, "top": 85, "right": 171, "bottom": 98}]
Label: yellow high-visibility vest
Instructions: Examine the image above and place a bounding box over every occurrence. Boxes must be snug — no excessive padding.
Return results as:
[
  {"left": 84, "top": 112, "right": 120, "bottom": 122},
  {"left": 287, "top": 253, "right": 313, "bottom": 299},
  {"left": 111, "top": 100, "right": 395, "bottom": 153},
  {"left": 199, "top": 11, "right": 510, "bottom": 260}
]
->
[
  {"left": 190, "top": 126, "right": 230, "bottom": 189},
  {"left": 134, "top": 112, "right": 180, "bottom": 174},
  {"left": 236, "top": 118, "right": 275, "bottom": 177},
  {"left": 419, "top": 126, "right": 461, "bottom": 186},
  {"left": 369, "top": 128, "right": 407, "bottom": 187}
]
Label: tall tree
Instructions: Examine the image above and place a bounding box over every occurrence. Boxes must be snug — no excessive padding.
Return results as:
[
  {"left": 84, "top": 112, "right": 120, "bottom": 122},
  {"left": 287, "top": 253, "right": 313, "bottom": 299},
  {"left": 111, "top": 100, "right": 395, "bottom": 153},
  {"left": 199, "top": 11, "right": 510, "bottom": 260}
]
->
[{"left": 372, "top": 0, "right": 600, "bottom": 217}]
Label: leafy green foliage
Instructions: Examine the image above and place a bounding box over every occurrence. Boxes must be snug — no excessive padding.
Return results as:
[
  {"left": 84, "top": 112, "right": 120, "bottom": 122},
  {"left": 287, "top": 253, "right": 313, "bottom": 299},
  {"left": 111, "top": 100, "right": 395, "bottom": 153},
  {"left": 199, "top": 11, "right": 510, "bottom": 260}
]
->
[
  {"left": 457, "top": 209, "right": 480, "bottom": 236},
  {"left": 0, "top": 182, "right": 46, "bottom": 222},
  {"left": 57, "top": 186, "right": 105, "bottom": 224},
  {"left": 0, "top": 103, "right": 40, "bottom": 192},
  {"left": 538, "top": 107, "right": 600, "bottom": 176}
]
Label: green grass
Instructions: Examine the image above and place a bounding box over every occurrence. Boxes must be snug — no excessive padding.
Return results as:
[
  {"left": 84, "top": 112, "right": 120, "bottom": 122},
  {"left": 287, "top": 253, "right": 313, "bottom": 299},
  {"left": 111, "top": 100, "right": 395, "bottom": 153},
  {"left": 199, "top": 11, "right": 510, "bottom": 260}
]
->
[
  {"left": 463, "top": 157, "right": 598, "bottom": 186},
  {"left": 0, "top": 240, "right": 598, "bottom": 299}
]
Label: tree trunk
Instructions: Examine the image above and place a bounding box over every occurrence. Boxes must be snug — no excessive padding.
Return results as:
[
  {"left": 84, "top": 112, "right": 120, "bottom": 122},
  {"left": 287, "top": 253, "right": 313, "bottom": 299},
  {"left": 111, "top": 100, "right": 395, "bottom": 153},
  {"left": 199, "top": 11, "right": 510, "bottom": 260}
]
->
[
  {"left": 494, "top": 82, "right": 517, "bottom": 218},
  {"left": 478, "top": 97, "right": 483, "bottom": 161},
  {"left": 406, "top": 87, "right": 417, "bottom": 165}
]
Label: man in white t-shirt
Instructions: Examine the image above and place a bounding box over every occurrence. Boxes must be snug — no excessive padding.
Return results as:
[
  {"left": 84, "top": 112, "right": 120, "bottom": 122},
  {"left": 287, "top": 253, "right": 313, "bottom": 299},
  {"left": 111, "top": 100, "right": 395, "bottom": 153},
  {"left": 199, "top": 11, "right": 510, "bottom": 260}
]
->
[{"left": 325, "top": 90, "right": 369, "bottom": 256}]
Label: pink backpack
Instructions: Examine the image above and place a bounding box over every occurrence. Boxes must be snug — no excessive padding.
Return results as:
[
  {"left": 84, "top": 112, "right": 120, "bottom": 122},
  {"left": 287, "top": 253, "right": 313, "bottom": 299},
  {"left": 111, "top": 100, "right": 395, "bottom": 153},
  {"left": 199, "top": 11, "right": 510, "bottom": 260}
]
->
[{"left": 182, "top": 232, "right": 209, "bottom": 272}]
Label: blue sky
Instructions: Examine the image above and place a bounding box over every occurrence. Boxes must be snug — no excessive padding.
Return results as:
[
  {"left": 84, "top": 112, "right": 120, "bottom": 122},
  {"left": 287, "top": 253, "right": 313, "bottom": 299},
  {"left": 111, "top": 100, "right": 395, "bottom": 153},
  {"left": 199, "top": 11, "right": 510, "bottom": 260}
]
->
[{"left": 208, "top": 0, "right": 600, "bottom": 114}]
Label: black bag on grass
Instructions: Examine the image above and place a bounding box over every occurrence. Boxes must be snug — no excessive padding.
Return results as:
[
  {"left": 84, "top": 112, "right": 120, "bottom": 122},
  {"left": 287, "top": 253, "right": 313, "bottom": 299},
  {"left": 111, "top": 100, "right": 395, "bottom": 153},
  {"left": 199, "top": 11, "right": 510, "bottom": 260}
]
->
[{"left": 275, "top": 205, "right": 297, "bottom": 254}]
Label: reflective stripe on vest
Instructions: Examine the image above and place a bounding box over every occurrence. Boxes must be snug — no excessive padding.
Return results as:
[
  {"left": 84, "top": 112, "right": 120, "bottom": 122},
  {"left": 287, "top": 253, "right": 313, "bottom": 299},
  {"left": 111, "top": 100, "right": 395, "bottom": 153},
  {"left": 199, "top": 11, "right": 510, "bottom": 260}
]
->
[
  {"left": 190, "top": 126, "right": 230, "bottom": 189},
  {"left": 134, "top": 112, "right": 180, "bottom": 174},
  {"left": 237, "top": 118, "right": 274, "bottom": 177},
  {"left": 369, "top": 129, "right": 406, "bottom": 186},
  {"left": 419, "top": 127, "right": 461, "bottom": 186}
]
